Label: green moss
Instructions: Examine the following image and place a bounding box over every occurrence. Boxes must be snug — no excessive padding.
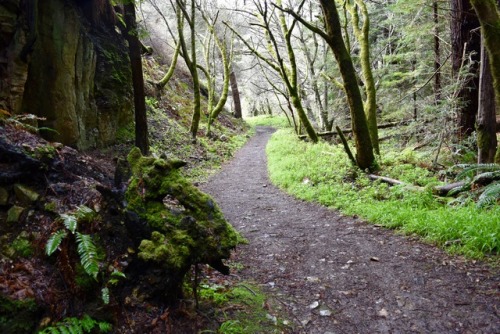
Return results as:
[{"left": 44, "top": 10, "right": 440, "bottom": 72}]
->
[
  {"left": 125, "top": 148, "right": 244, "bottom": 271},
  {"left": 116, "top": 123, "right": 135, "bottom": 142},
  {"left": 33, "top": 145, "right": 57, "bottom": 160},
  {"left": 138, "top": 231, "right": 191, "bottom": 269},
  {"left": 43, "top": 201, "right": 57, "bottom": 213},
  {"left": 11, "top": 233, "right": 33, "bottom": 258}
]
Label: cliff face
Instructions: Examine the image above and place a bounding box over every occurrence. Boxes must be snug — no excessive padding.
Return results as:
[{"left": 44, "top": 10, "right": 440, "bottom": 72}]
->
[{"left": 0, "top": 0, "right": 133, "bottom": 149}]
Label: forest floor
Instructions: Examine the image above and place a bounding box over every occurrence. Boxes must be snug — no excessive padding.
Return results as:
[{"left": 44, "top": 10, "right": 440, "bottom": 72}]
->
[{"left": 201, "top": 126, "right": 500, "bottom": 334}]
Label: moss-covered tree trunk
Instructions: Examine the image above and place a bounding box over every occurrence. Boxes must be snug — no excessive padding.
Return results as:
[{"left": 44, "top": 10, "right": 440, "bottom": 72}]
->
[
  {"left": 451, "top": 0, "right": 481, "bottom": 139},
  {"left": 277, "top": 1, "right": 318, "bottom": 143},
  {"left": 470, "top": 0, "right": 500, "bottom": 109},
  {"left": 176, "top": 0, "right": 201, "bottom": 140},
  {"left": 348, "top": 0, "right": 379, "bottom": 155},
  {"left": 203, "top": 14, "right": 232, "bottom": 134},
  {"left": 319, "top": 0, "right": 376, "bottom": 170}
]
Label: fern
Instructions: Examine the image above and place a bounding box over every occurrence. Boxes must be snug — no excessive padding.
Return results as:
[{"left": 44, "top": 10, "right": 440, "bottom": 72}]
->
[
  {"left": 61, "top": 214, "right": 78, "bottom": 234},
  {"left": 45, "top": 230, "right": 68, "bottom": 256},
  {"left": 74, "top": 205, "right": 95, "bottom": 223},
  {"left": 477, "top": 182, "right": 500, "bottom": 208},
  {"left": 76, "top": 232, "right": 99, "bottom": 279},
  {"left": 101, "top": 287, "right": 110, "bottom": 305},
  {"left": 455, "top": 163, "right": 500, "bottom": 180},
  {"left": 38, "top": 314, "right": 111, "bottom": 334}
]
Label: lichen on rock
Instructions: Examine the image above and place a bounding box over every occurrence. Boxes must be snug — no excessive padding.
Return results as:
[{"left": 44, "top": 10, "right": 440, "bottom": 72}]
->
[{"left": 125, "top": 147, "right": 244, "bottom": 275}]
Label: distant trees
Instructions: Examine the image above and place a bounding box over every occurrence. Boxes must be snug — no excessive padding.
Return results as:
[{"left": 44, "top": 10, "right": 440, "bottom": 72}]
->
[{"left": 228, "top": 0, "right": 319, "bottom": 142}]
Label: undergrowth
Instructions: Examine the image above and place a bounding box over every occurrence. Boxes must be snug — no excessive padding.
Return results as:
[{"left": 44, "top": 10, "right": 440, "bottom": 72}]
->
[
  {"left": 265, "top": 128, "right": 499, "bottom": 259},
  {"left": 145, "top": 94, "right": 249, "bottom": 183},
  {"left": 196, "top": 280, "right": 287, "bottom": 334}
]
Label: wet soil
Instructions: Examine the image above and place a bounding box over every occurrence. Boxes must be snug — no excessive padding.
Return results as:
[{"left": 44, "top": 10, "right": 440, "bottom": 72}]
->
[{"left": 202, "top": 127, "right": 500, "bottom": 334}]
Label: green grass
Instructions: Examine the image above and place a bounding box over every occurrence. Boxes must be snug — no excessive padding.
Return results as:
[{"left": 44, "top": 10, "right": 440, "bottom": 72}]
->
[
  {"left": 244, "top": 115, "right": 292, "bottom": 128},
  {"left": 266, "top": 129, "right": 500, "bottom": 259}
]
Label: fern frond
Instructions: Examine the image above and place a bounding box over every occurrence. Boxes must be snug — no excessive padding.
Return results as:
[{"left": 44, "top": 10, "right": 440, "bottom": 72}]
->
[
  {"left": 38, "top": 314, "right": 111, "bottom": 334},
  {"left": 97, "top": 322, "right": 113, "bottom": 332},
  {"left": 111, "top": 270, "right": 126, "bottom": 278},
  {"left": 80, "top": 314, "right": 95, "bottom": 332},
  {"left": 101, "top": 287, "right": 110, "bottom": 305},
  {"left": 74, "top": 205, "right": 95, "bottom": 223},
  {"left": 76, "top": 232, "right": 99, "bottom": 279},
  {"left": 45, "top": 230, "right": 68, "bottom": 255},
  {"left": 455, "top": 163, "right": 500, "bottom": 180},
  {"left": 477, "top": 182, "right": 500, "bottom": 208},
  {"left": 61, "top": 214, "right": 78, "bottom": 234},
  {"left": 472, "top": 171, "right": 500, "bottom": 185}
]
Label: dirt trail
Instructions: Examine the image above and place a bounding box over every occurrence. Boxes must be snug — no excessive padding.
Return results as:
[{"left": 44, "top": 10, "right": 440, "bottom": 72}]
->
[{"left": 202, "top": 127, "right": 499, "bottom": 334}]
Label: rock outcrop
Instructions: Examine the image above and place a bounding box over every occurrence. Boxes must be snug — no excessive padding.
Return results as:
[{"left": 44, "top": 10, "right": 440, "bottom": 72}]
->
[{"left": 0, "top": 0, "right": 133, "bottom": 149}]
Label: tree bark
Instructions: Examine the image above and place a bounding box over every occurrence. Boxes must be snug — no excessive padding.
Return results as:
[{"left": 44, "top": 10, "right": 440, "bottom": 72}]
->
[
  {"left": 230, "top": 71, "right": 242, "bottom": 119},
  {"left": 477, "top": 36, "right": 497, "bottom": 163},
  {"left": 450, "top": 0, "right": 481, "bottom": 139},
  {"left": 470, "top": 0, "right": 500, "bottom": 107},
  {"left": 124, "top": 3, "right": 149, "bottom": 155}
]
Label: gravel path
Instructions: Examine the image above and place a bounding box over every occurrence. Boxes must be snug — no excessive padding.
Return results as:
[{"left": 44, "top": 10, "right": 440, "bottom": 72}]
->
[{"left": 202, "top": 126, "right": 499, "bottom": 334}]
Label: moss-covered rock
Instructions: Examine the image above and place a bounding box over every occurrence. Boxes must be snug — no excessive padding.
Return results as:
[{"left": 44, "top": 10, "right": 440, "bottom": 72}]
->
[
  {"left": 125, "top": 147, "right": 243, "bottom": 274},
  {"left": 13, "top": 184, "right": 39, "bottom": 203},
  {"left": 6, "top": 205, "right": 24, "bottom": 223}
]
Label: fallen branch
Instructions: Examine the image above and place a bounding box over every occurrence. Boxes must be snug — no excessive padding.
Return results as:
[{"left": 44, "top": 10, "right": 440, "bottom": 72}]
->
[
  {"left": 336, "top": 126, "right": 357, "bottom": 166},
  {"left": 367, "top": 174, "right": 405, "bottom": 186}
]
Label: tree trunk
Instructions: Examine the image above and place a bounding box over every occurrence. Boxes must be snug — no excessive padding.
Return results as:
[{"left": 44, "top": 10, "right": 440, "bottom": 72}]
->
[
  {"left": 450, "top": 0, "right": 481, "bottom": 139},
  {"left": 230, "top": 71, "right": 242, "bottom": 119},
  {"left": 319, "top": 0, "right": 376, "bottom": 171},
  {"left": 124, "top": 3, "right": 149, "bottom": 155},
  {"left": 470, "top": 0, "right": 500, "bottom": 106},
  {"left": 477, "top": 36, "right": 497, "bottom": 163},
  {"left": 434, "top": 0, "right": 442, "bottom": 102}
]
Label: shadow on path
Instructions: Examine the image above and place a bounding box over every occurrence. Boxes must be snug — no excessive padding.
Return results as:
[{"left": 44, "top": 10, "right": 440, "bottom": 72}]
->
[{"left": 202, "top": 126, "right": 499, "bottom": 334}]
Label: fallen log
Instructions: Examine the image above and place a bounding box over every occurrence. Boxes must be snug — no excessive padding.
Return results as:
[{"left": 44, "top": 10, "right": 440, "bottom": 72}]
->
[
  {"left": 298, "top": 120, "right": 412, "bottom": 140},
  {"left": 433, "top": 181, "right": 466, "bottom": 196},
  {"left": 368, "top": 174, "right": 469, "bottom": 196}
]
